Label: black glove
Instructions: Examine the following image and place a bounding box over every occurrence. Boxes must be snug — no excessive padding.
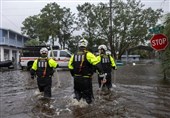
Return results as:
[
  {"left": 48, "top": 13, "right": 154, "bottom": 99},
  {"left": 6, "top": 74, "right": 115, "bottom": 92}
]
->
[
  {"left": 30, "top": 69, "right": 35, "bottom": 79},
  {"left": 31, "top": 75, "right": 34, "bottom": 79},
  {"left": 95, "top": 63, "right": 104, "bottom": 74},
  {"left": 112, "top": 66, "right": 117, "bottom": 70},
  {"left": 70, "top": 69, "right": 74, "bottom": 76}
]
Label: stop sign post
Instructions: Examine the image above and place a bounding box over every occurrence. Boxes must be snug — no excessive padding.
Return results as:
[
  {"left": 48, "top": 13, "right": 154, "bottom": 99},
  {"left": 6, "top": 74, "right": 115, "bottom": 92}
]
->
[{"left": 150, "top": 34, "right": 169, "bottom": 51}]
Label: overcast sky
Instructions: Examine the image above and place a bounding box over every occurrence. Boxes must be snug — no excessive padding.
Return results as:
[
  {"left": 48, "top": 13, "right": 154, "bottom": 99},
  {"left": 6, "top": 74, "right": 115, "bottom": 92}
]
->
[{"left": 0, "top": 0, "right": 169, "bottom": 34}]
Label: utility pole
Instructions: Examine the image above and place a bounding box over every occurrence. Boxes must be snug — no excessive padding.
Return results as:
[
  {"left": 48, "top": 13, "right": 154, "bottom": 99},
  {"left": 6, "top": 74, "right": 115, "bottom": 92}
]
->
[{"left": 109, "top": 0, "right": 113, "bottom": 57}]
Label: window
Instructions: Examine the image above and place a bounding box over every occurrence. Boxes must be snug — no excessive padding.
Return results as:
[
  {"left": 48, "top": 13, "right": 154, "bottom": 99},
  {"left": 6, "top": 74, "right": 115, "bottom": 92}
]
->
[
  {"left": 50, "top": 51, "right": 58, "bottom": 57},
  {"left": 53, "top": 51, "right": 58, "bottom": 57},
  {"left": 60, "top": 51, "right": 71, "bottom": 57}
]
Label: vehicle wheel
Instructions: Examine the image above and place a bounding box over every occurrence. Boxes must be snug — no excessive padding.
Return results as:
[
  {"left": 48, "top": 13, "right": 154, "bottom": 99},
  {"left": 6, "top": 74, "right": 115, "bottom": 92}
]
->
[
  {"left": 20, "top": 66, "right": 24, "bottom": 70},
  {"left": 27, "top": 65, "right": 32, "bottom": 71}
]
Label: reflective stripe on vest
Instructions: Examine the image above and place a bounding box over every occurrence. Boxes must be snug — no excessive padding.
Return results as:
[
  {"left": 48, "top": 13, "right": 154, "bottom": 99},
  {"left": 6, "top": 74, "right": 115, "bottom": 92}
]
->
[
  {"left": 38, "top": 60, "right": 47, "bottom": 68},
  {"left": 74, "top": 54, "right": 85, "bottom": 62},
  {"left": 102, "top": 57, "right": 110, "bottom": 63}
]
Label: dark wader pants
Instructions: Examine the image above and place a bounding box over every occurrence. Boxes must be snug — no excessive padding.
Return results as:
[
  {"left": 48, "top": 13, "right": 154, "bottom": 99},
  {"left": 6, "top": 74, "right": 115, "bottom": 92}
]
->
[
  {"left": 98, "top": 73, "right": 112, "bottom": 89},
  {"left": 74, "top": 76, "right": 93, "bottom": 104},
  {"left": 37, "top": 76, "right": 52, "bottom": 98}
]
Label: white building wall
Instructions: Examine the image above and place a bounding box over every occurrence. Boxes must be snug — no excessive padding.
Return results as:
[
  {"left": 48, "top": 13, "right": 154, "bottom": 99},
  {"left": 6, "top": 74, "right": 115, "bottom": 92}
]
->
[
  {"left": 17, "top": 50, "right": 20, "bottom": 63},
  {"left": 0, "top": 46, "right": 22, "bottom": 64},
  {"left": 0, "top": 29, "right": 29, "bottom": 65},
  {"left": 0, "top": 46, "right": 4, "bottom": 61},
  {"left": 9, "top": 49, "right": 12, "bottom": 60}
]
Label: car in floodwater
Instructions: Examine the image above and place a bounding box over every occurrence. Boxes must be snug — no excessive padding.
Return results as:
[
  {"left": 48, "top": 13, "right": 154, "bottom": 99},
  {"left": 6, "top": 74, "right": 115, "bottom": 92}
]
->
[{"left": 0, "top": 60, "right": 14, "bottom": 69}]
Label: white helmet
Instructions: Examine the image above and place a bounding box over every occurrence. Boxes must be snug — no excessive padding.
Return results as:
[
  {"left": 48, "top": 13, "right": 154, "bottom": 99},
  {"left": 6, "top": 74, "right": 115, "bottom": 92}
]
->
[
  {"left": 40, "top": 47, "right": 48, "bottom": 54},
  {"left": 98, "top": 44, "right": 107, "bottom": 51},
  {"left": 78, "top": 39, "right": 88, "bottom": 47}
]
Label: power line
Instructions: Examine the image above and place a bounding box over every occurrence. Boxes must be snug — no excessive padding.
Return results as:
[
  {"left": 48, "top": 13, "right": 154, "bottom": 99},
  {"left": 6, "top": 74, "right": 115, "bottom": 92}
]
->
[
  {"left": 160, "top": 0, "right": 167, "bottom": 7},
  {"left": 2, "top": 14, "right": 34, "bottom": 16},
  {"left": 2, "top": 8, "right": 42, "bottom": 10},
  {"left": 2, "top": 14, "right": 21, "bottom": 30}
]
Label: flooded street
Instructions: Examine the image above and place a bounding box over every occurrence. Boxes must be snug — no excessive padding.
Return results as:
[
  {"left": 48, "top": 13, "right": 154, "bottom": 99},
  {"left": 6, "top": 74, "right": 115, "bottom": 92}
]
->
[{"left": 1, "top": 63, "right": 170, "bottom": 118}]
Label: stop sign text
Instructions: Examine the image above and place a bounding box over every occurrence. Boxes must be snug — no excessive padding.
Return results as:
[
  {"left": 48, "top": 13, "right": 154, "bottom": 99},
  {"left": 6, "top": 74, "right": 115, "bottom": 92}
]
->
[
  {"left": 150, "top": 34, "right": 169, "bottom": 51},
  {"left": 151, "top": 38, "right": 167, "bottom": 46}
]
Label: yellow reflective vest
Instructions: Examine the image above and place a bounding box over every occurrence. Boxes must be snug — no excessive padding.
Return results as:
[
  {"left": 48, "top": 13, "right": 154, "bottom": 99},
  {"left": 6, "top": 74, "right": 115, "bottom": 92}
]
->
[
  {"left": 68, "top": 51, "right": 100, "bottom": 70},
  {"left": 32, "top": 58, "right": 58, "bottom": 71},
  {"left": 97, "top": 54, "right": 117, "bottom": 69}
]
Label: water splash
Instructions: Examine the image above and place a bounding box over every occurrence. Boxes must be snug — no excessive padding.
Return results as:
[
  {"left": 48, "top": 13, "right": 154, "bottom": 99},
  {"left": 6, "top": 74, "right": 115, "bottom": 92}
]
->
[{"left": 65, "top": 94, "right": 89, "bottom": 108}]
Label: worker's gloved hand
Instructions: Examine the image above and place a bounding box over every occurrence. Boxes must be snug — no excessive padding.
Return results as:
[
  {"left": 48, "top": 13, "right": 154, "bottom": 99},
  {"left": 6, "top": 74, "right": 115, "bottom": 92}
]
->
[
  {"left": 30, "top": 69, "right": 35, "bottom": 79},
  {"left": 53, "top": 57, "right": 57, "bottom": 61},
  {"left": 101, "top": 78, "right": 107, "bottom": 84},
  {"left": 99, "top": 73, "right": 107, "bottom": 77},
  {"left": 31, "top": 75, "right": 34, "bottom": 80},
  {"left": 70, "top": 69, "right": 74, "bottom": 77},
  {"left": 112, "top": 66, "right": 117, "bottom": 70}
]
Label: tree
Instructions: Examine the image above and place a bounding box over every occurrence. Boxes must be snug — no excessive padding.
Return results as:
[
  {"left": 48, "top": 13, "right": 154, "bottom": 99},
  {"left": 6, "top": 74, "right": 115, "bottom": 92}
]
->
[
  {"left": 67, "top": 35, "right": 81, "bottom": 53},
  {"left": 111, "top": 0, "right": 163, "bottom": 58},
  {"left": 58, "top": 7, "right": 76, "bottom": 49},
  {"left": 24, "top": 39, "right": 40, "bottom": 46},
  {"left": 76, "top": 3, "right": 108, "bottom": 51},
  {"left": 76, "top": 0, "right": 163, "bottom": 58},
  {"left": 21, "top": 15, "right": 41, "bottom": 39},
  {"left": 21, "top": 3, "right": 75, "bottom": 48}
]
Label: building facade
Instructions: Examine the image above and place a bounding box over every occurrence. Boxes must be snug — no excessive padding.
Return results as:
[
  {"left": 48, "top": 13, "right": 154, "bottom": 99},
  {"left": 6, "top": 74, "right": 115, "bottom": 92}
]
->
[
  {"left": 121, "top": 55, "right": 140, "bottom": 62},
  {"left": 0, "top": 28, "right": 29, "bottom": 64}
]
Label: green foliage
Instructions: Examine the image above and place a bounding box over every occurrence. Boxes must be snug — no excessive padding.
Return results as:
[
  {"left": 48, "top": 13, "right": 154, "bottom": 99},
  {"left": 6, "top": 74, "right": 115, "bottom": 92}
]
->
[
  {"left": 40, "top": 3, "right": 63, "bottom": 44},
  {"left": 24, "top": 39, "right": 40, "bottom": 46},
  {"left": 21, "top": 3, "right": 75, "bottom": 48},
  {"left": 21, "top": 15, "right": 41, "bottom": 39},
  {"left": 58, "top": 7, "right": 76, "bottom": 49},
  {"left": 130, "top": 50, "right": 150, "bottom": 59},
  {"left": 21, "top": 0, "right": 163, "bottom": 57},
  {"left": 112, "top": 0, "right": 162, "bottom": 58},
  {"left": 161, "top": 13, "right": 170, "bottom": 78},
  {"left": 76, "top": 2, "right": 108, "bottom": 49},
  {"left": 67, "top": 36, "right": 80, "bottom": 53},
  {"left": 76, "top": 0, "right": 162, "bottom": 59}
]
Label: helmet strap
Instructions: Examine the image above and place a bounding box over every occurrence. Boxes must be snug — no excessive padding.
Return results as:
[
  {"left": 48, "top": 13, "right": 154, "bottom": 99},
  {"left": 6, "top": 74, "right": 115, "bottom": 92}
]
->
[
  {"left": 100, "top": 49, "right": 105, "bottom": 54},
  {"left": 41, "top": 54, "right": 47, "bottom": 58},
  {"left": 79, "top": 46, "right": 86, "bottom": 51}
]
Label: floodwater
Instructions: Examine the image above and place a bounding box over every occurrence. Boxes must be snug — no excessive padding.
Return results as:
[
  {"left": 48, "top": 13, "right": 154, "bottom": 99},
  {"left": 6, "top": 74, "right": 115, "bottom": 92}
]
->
[{"left": 1, "top": 63, "right": 170, "bottom": 118}]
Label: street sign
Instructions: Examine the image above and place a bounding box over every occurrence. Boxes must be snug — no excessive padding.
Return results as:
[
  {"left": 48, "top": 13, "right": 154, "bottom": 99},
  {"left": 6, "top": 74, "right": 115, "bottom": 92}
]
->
[
  {"left": 148, "top": 25, "right": 164, "bottom": 34},
  {"left": 150, "top": 34, "right": 169, "bottom": 51}
]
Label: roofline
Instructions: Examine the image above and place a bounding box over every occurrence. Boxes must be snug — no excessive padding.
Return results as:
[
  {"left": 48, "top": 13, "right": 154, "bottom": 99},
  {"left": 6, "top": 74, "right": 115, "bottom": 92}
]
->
[
  {"left": 0, "top": 27, "right": 29, "bottom": 39},
  {"left": 0, "top": 45, "right": 23, "bottom": 49}
]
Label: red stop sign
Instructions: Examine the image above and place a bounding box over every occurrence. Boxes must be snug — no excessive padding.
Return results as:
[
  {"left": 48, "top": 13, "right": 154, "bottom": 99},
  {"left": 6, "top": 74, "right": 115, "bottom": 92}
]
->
[{"left": 150, "top": 34, "right": 169, "bottom": 51}]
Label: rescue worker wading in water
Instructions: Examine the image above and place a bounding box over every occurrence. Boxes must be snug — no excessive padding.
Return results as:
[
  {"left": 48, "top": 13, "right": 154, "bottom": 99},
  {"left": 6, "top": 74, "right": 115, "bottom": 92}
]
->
[
  {"left": 68, "top": 39, "right": 105, "bottom": 104},
  {"left": 97, "top": 45, "right": 117, "bottom": 92},
  {"left": 30, "top": 47, "right": 58, "bottom": 98}
]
